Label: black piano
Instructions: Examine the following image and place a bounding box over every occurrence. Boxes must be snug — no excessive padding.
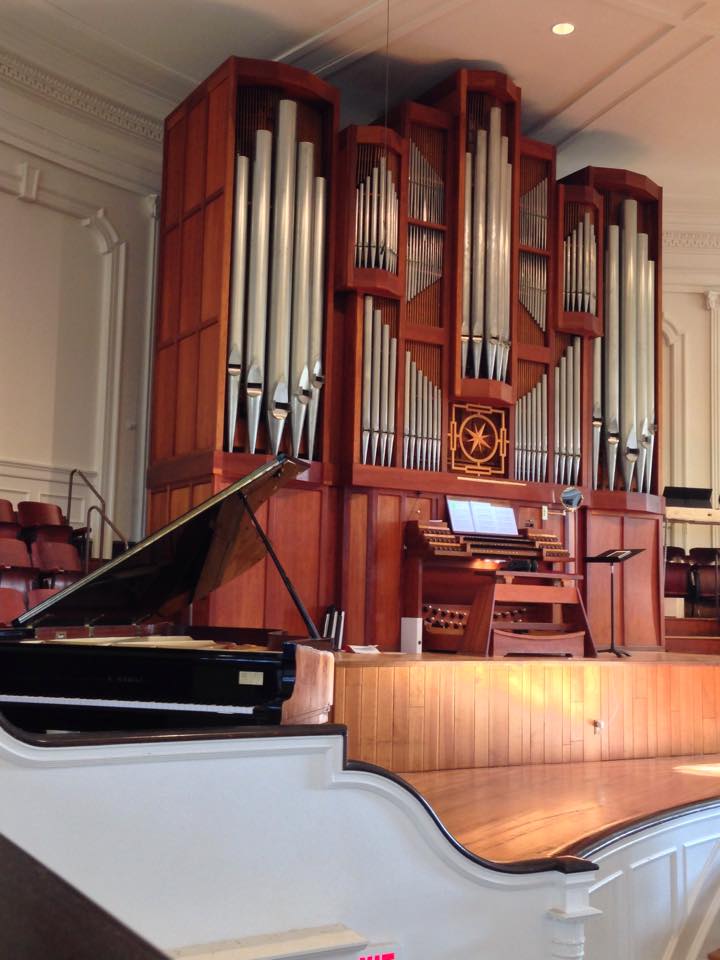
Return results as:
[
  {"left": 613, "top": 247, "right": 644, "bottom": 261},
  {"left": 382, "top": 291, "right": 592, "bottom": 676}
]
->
[{"left": 0, "top": 457, "right": 315, "bottom": 733}]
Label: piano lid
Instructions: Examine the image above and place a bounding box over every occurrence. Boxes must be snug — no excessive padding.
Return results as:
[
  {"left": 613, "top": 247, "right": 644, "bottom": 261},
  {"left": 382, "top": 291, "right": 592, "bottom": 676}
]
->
[{"left": 15, "top": 456, "right": 304, "bottom": 629}]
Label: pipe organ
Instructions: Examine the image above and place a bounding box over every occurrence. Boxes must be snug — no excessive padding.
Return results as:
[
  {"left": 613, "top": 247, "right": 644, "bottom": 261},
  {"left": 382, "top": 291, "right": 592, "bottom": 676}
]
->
[{"left": 149, "top": 58, "right": 664, "bottom": 653}]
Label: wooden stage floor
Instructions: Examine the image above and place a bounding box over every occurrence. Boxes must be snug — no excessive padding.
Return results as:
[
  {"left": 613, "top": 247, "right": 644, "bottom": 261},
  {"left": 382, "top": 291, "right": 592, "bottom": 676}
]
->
[{"left": 404, "top": 754, "right": 720, "bottom": 862}]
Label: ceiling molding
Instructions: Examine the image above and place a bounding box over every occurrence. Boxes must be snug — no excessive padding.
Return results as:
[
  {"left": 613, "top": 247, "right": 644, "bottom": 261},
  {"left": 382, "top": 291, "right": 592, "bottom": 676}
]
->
[
  {"left": 664, "top": 230, "right": 720, "bottom": 251},
  {"left": 0, "top": 48, "right": 162, "bottom": 144}
]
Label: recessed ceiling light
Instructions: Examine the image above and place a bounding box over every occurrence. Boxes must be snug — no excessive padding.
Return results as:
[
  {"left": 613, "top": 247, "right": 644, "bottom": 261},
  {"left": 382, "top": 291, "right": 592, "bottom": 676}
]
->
[{"left": 552, "top": 22, "right": 575, "bottom": 35}]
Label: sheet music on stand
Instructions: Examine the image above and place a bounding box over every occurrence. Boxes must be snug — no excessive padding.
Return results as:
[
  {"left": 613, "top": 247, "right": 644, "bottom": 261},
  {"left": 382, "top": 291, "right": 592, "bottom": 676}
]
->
[{"left": 447, "top": 497, "right": 518, "bottom": 537}]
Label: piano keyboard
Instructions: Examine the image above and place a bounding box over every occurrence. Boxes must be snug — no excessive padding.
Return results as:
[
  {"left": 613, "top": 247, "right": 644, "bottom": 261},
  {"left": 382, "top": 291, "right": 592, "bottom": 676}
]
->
[{"left": 0, "top": 694, "right": 254, "bottom": 714}]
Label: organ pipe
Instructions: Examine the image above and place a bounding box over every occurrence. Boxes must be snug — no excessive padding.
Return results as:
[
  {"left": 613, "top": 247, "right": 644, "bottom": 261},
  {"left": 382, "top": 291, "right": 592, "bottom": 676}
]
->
[
  {"left": 266, "top": 98, "right": 297, "bottom": 455},
  {"left": 226, "top": 154, "right": 249, "bottom": 452}
]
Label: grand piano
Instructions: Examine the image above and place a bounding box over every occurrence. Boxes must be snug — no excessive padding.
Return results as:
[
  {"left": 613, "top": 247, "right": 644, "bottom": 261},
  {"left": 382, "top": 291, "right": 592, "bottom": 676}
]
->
[{"left": 0, "top": 456, "right": 313, "bottom": 732}]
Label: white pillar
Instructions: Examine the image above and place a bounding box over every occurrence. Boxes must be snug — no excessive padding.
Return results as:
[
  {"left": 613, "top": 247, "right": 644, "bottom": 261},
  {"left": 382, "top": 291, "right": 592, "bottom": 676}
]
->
[{"left": 707, "top": 290, "right": 720, "bottom": 548}]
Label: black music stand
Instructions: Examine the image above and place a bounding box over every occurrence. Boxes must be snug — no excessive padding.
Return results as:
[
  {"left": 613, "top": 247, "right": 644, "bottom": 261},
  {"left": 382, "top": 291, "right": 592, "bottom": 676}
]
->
[{"left": 585, "top": 549, "right": 644, "bottom": 657}]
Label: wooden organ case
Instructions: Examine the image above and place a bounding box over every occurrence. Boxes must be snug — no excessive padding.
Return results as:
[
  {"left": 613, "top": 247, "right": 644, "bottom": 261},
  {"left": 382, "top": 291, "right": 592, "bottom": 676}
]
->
[{"left": 148, "top": 59, "right": 664, "bottom": 655}]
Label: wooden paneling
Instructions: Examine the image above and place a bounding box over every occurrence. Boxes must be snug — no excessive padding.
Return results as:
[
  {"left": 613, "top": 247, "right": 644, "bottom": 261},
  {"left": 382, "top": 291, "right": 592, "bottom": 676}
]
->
[
  {"left": 371, "top": 495, "right": 403, "bottom": 650},
  {"left": 341, "top": 493, "right": 369, "bottom": 648},
  {"left": 205, "top": 78, "right": 231, "bottom": 197},
  {"left": 169, "top": 485, "right": 192, "bottom": 522},
  {"left": 179, "top": 212, "right": 204, "bottom": 336},
  {"left": 147, "top": 489, "right": 169, "bottom": 534},
  {"left": 163, "top": 117, "right": 185, "bottom": 229},
  {"left": 150, "top": 345, "right": 177, "bottom": 463},
  {"left": 192, "top": 482, "right": 213, "bottom": 506},
  {"left": 585, "top": 510, "right": 663, "bottom": 649},
  {"left": 264, "top": 489, "right": 324, "bottom": 634},
  {"left": 196, "top": 324, "right": 220, "bottom": 450},
  {"left": 334, "top": 658, "right": 720, "bottom": 773},
  {"left": 200, "top": 197, "right": 225, "bottom": 324},
  {"left": 158, "top": 227, "right": 180, "bottom": 344},
  {"left": 183, "top": 98, "right": 208, "bottom": 214},
  {"left": 623, "top": 515, "right": 662, "bottom": 647},
  {"left": 174, "top": 335, "right": 198, "bottom": 454}
]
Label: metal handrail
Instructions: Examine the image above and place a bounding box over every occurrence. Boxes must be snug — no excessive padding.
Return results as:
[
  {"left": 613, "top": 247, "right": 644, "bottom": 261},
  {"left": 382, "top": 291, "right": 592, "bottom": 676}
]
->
[
  {"left": 68, "top": 469, "right": 129, "bottom": 569},
  {"left": 84, "top": 505, "right": 129, "bottom": 573}
]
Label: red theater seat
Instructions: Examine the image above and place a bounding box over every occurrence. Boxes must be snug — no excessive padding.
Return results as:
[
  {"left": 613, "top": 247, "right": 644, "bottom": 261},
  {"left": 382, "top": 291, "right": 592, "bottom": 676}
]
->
[
  {"left": 31, "top": 541, "right": 82, "bottom": 590},
  {"left": 0, "top": 500, "right": 19, "bottom": 539},
  {"left": 0, "top": 588, "right": 26, "bottom": 625},
  {"left": 0, "top": 539, "right": 34, "bottom": 592},
  {"left": 17, "top": 501, "right": 73, "bottom": 544},
  {"left": 27, "top": 588, "right": 60, "bottom": 609}
]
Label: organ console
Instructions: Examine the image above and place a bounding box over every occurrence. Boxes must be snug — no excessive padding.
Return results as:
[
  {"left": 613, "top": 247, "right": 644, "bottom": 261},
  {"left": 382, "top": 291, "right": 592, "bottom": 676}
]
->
[{"left": 404, "top": 516, "right": 594, "bottom": 657}]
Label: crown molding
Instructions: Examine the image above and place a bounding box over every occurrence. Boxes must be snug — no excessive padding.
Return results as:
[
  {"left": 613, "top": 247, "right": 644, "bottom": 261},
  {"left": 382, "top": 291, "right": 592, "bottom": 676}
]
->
[
  {"left": 664, "top": 230, "right": 720, "bottom": 251},
  {"left": 0, "top": 48, "right": 162, "bottom": 144}
]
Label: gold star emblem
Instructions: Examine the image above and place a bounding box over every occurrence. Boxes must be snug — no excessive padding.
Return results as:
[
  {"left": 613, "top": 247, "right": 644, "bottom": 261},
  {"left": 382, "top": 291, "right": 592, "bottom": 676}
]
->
[{"left": 467, "top": 421, "right": 491, "bottom": 454}]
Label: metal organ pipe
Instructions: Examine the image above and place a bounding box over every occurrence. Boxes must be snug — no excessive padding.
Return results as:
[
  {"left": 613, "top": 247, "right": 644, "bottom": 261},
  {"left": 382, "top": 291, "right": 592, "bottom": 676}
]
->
[
  {"left": 462, "top": 152, "right": 472, "bottom": 376},
  {"left": 226, "top": 154, "right": 249, "bottom": 452},
  {"left": 646, "top": 261, "right": 656, "bottom": 493},
  {"left": 636, "top": 232, "right": 650, "bottom": 491},
  {"left": 592, "top": 336, "right": 602, "bottom": 490},
  {"left": 289, "top": 141, "right": 314, "bottom": 457},
  {"left": 266, "top": 99, "right": 297, "bottom": 455},
  {"left": 471, "top": 129, "right": 487, "bottom": 378},
  {"left": 307, "top": 175, "right": 326, "bottom": 461},
  {"left": 244, "top": 128, "right": 273, "bottom": 456},
  {"left": 620, "top": 198, "right": 639, "bottom": 490},
  {"left": 485, "top": 107, "right": 502, "bottom": 381},
  {"left": 361, "top": 296, "right": 373, "bottom": 464},
  {"left": 604, "top": 225, "right": 621, "bottom": 490}
]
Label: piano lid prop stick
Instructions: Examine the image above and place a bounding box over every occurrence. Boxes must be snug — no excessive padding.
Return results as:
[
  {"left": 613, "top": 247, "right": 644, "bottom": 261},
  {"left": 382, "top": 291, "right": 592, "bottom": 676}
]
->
[
  {"left": 605, "top": 225, "right": 621, "bottom": 490},
  {"left": 226, "top": 153, "right": 249, "bottom": 452},
  {"left": 290, "top": 141, "right": 314, "bottom": 458},
  {"left": 266, "top": 99, "right": 297, "bottom": 455},
  {"left": 245, "top": 129, "right": 273, "bottom": 455},
  {"left": 307, "top": 175, "right": 326, "bottom": 462},
  {"left": 471, "top": 128, "right": 487, "bottom": 378},
  {"left": 636, "top": 233, "right": 650, "bottom": 492},
  {"left": 361, "top": 296, "right": 373, "bottom": 464},
  {"left": 620, "top": 198, "right": 639, "bottom": 490}
]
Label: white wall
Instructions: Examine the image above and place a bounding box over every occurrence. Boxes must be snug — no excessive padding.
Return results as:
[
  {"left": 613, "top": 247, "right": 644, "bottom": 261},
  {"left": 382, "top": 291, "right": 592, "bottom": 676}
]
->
[
  {"left": 0, "top": 63, "right": 162, "bottom": 546},
  {"left": 663, "top": 208, "right": 720, "bottom": 550}
]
